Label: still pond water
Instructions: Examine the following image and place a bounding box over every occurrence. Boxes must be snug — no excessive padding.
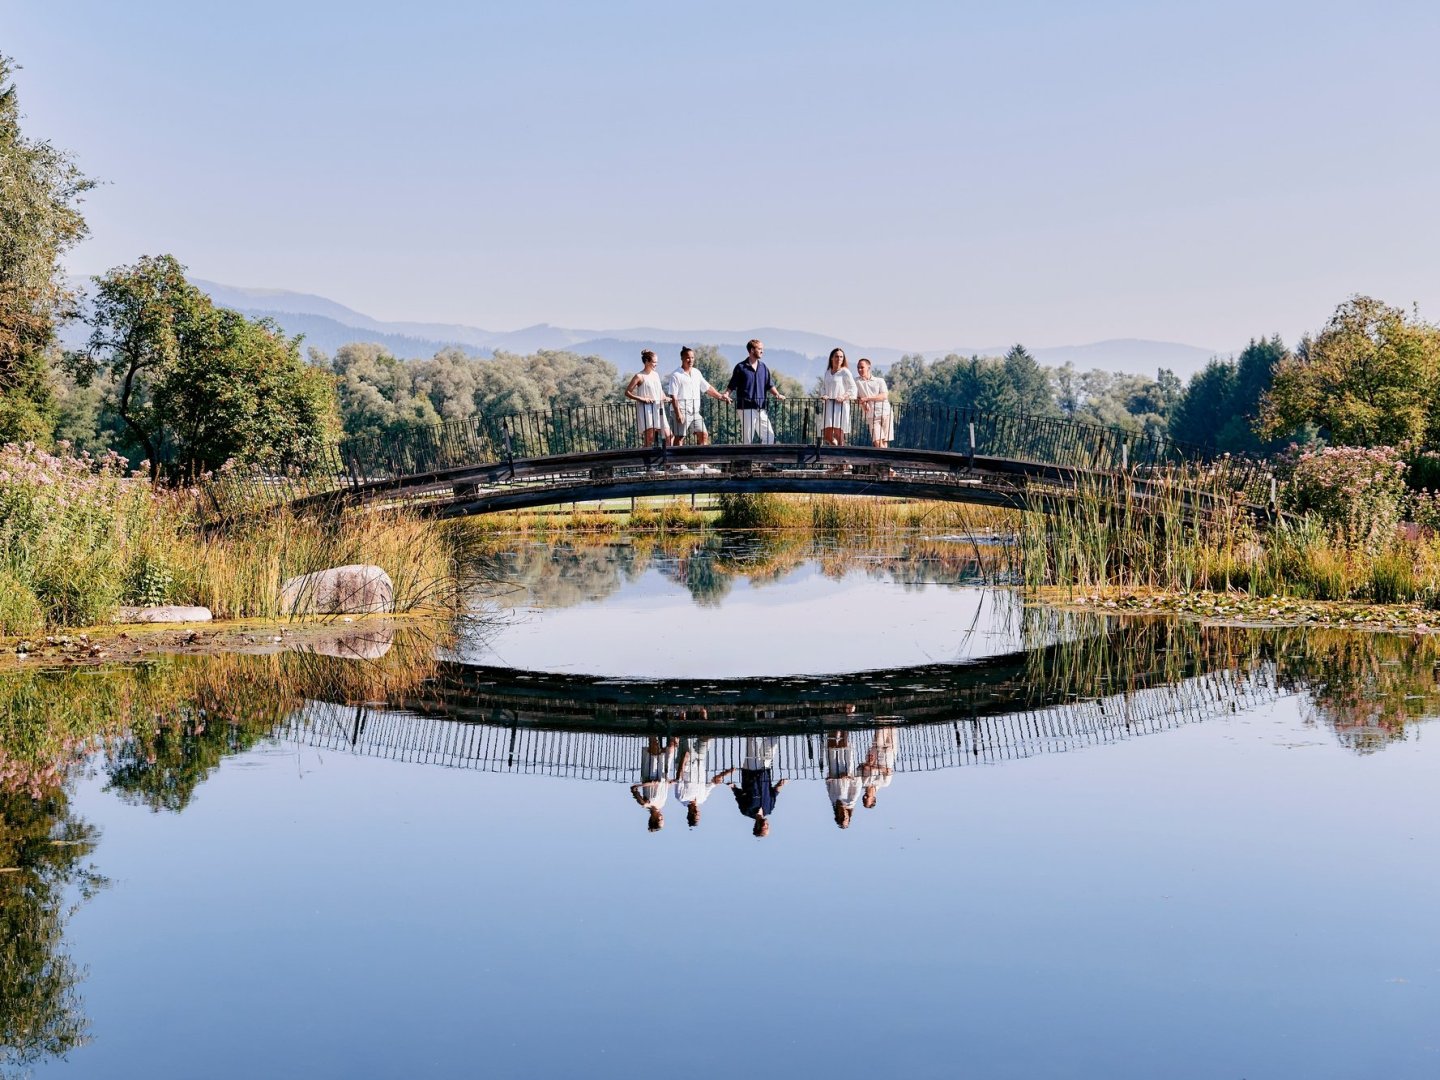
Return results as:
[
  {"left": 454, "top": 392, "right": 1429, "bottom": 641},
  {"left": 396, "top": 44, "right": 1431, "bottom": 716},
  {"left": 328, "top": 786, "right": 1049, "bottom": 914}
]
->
[{"left": 4, "top": 533, "right": 1440, "bottom": 1078}]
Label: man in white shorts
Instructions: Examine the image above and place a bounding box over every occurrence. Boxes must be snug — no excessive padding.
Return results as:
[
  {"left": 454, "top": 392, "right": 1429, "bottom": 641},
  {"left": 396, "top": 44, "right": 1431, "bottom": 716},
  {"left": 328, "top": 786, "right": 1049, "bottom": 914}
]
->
[
  {"left": 726, "top": 339, "right": 785, "bottom": 444},
  {"left": 667, "top": 347, "right": 730, "bottom": 451}
]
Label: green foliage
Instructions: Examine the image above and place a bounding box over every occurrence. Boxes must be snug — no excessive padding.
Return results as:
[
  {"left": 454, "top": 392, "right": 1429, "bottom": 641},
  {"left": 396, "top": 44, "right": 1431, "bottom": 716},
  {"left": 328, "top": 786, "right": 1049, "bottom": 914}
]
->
[
  {"left": 156, "top": 313, "right": 338, "bottom": 475},
  {"left": 313, "top": 342, "right": 623, "bottom": 438},
  {"left": 1169, "top": 338, "right": 1293, "bottom": 453},
  {"left": 1261, "top": 296, "right": 1440, "bottom": 448},
  {"left": 0, "top": 55, "right": 93, "bottom": 445},
  {"left": 0, "top": 788, "right": 101, "bottom": 1073},
  {"left": 321, "top": 342, "right": 442, "bottom": 440},
  {"left": 0, "top": 568, "right": 44, "bottom": 635},
  {"left": 78, "top": 255, "right": 340, "bottom": 476},
  {"left": 882, "top": 346, "right": 1183, "bottom": 434},
  {"left": 887, "top": 347, "right": 1059, "bottom": 416}
]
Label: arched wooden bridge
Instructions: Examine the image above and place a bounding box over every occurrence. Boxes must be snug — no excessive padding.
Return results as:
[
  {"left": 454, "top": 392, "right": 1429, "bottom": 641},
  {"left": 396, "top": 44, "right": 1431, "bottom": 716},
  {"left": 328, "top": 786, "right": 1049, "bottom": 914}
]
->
[{"left": 209, "top": 399, "right": 1273, "bottom": 520}]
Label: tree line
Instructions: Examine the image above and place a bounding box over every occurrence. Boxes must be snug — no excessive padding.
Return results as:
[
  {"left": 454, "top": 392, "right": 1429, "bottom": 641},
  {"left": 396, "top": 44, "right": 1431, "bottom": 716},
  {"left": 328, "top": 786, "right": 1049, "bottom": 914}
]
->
[{"left": 6, "top": 52, "right": 1440, "bottom": 479}]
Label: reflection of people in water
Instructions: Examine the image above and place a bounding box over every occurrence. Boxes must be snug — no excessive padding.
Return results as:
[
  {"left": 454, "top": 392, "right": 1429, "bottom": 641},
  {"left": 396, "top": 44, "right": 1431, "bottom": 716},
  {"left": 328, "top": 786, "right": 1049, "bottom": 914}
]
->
[
  {"left": 825, "top": 730, "right": 862, "bottom": 829},
  {"left": 675, "top": 732, "right": 729, "bottom": 828},
  {"left": 630, "top": 736, "right": 679, "bottom": 832},
  {"left": 722, "top": 736, "right": 787, "bottom": 837},
  {"left": 860, "top": 726, "right": 897, "bottom": 809}
]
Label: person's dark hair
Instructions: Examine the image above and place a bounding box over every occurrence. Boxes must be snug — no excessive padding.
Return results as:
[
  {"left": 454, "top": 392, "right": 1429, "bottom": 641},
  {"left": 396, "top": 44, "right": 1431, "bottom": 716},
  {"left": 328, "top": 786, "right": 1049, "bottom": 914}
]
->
[
  {"left": 687, "top": 802, "right": 700, "bottom": 828},
  {"left": 680, "top": 346, "right": 694, "bottom": 359},
  {"left": 857, "top": 357, "right": 872, "bottom": 372},
  {"left": 641, "top": 349, "right": 657, "bottom": 363},
  {"left": 828, "top": 347, "right": 848, "bottom": 371}
]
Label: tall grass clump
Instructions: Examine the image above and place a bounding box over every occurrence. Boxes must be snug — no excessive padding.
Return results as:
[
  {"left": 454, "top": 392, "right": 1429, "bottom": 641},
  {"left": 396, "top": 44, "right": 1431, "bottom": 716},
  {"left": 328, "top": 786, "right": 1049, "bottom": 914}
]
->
[
  {"left": 1017, "top": 463, "right": 1297, "bottom": 595},
  {"left": 715, "top": 492, "right": 805, "bottom": 529},
  {"left": 1017, "top": 448, "right": 1440, "bottom": 605},
  {"left": 0, "top": 442, "right": 464, "bottom": 631},
  {"left": 175, "top": 510, "right": 461, "bottom": 620}
]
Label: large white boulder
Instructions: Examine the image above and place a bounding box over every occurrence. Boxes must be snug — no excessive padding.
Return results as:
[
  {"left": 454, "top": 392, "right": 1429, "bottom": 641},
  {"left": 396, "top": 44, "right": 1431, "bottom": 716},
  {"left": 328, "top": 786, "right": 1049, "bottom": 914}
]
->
[
  {"left": 116, "top": 605, "right": 213, "bottom": 624},
  {"left": 280, "top": 565, "right": 394, "bottom": 616}
]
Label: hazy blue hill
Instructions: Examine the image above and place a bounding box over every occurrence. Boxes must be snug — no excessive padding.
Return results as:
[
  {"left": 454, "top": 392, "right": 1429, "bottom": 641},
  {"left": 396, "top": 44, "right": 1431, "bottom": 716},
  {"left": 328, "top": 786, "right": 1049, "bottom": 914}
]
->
[
  {"left": 180, "top": 279, "right": 1222, "bottom": 377},
  {"left": 239, "top": 310, "right": 485, "bottom": 359},
  {"left": 191, "top": 280, "right": 390, "bottom": 331}
]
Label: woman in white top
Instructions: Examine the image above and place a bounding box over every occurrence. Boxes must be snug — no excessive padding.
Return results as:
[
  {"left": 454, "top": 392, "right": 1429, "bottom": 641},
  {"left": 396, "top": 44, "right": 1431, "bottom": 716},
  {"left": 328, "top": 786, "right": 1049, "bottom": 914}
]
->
[
  {"left": 624, "top": 350, "right": 672, "bottom": 447},
  {"left": 860, "top": 726, "right": 897, "bottom": 809},
  {"left": 630, "top": 735, "right": 678, "bottom": 832},
  {"left": 820, "top": 347, "right": 858, "bottom": 446},
  {"left": 854, "top": 357, "right": 894, "bottom": 448}
]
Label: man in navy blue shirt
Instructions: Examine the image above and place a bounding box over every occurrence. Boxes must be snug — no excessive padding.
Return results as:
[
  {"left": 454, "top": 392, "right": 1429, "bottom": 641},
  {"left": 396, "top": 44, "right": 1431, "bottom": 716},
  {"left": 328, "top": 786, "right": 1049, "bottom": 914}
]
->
[
  {"left": 718, "top": 736, "right": 787, "bottom": 838},
  {"left": 726, "top": 339, "right": 786, "bottom": 443}
]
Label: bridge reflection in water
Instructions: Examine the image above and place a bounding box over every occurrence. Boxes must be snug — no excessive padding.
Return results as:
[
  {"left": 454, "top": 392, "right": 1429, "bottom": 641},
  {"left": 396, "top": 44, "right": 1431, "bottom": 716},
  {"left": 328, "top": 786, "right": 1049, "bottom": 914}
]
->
[{"left": 278, "top": 622, "right": 1283, "bottom": 787}]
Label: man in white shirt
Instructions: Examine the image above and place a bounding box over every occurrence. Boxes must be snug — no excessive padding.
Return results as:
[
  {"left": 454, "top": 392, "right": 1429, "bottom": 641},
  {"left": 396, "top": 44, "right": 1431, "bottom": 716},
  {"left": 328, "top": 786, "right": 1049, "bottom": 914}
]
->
[{"left": 667, "top": 346, "right": 730, "bottom": 449}]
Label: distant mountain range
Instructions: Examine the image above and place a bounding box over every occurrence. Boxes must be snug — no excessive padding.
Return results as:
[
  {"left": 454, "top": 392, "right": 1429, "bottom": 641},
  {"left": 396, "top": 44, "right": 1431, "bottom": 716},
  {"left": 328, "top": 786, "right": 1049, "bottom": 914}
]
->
[{"left": 177, "top": 280, "right": 1221, "bottom": 381}]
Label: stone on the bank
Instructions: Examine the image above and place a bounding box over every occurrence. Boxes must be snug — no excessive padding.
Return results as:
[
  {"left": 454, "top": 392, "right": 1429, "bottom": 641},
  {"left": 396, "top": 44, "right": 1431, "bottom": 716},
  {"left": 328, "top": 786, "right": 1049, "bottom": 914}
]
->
[
  {"left": 280, "top": 565, "right": 394, "bottom": 616},
  {"left": 116, "top": 605, "right": 214, "bottom": 624}
]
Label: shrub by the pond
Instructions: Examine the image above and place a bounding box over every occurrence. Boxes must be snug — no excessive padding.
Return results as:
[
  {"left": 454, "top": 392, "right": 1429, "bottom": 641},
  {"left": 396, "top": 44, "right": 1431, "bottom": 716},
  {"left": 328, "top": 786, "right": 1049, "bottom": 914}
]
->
[
  {"left": 1282, "top": 445, "right": 1407, "bottom": 554},
  {"left": 0, "top": 443, "right": 150, "bottom": 628}
]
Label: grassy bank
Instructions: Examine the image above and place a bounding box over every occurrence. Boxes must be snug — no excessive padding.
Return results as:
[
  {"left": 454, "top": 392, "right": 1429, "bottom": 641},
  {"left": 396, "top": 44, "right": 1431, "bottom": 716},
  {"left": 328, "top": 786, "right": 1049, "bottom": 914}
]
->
[
  {"left": 0, "top": 443, "right": 463, "bottom": 634},
  {"left": 1016, "top": 470, "right": 1440, "bottom": 607}
]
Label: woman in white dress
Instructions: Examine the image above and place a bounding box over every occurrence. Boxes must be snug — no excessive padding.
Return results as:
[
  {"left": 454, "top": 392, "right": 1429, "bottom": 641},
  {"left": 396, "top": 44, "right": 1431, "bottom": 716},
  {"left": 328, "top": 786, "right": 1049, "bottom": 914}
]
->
[
  {"left": 854, "top": 357, "right": 894, "bottom": 448},
  {"left": 624, "top": 350, "right": 672, "bottom": 447},
  {"left": 860, "top": 726, "right": 897, "bottom": 809},
  {"left": 820, "top": 347, "right": 858, "bottom": 446}
]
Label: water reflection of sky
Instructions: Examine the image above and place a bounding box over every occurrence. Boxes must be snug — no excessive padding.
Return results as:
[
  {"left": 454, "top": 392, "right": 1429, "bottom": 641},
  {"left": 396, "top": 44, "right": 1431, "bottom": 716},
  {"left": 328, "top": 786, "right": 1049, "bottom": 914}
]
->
[
  {"left": 12, "top": 539, "right": 1440, "bottom": 1078},
  {"left": 460, "top": 540, "right": 1025, "bottom": 677},
  {"left": 51, "top": 693, "right": 1440, "bottom": 1079}
]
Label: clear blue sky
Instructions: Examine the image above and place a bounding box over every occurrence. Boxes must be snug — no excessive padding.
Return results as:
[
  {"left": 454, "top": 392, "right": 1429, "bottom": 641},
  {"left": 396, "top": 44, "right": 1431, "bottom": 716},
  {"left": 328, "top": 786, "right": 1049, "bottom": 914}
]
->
[{"left": 6, "top": 0, "right": 1438, "bottom": 351}]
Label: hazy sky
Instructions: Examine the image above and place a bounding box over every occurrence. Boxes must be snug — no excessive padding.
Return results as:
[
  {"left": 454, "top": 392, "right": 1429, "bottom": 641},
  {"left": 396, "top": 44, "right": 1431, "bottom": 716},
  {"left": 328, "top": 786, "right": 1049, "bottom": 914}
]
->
[{"left": 6, "top": 0, "right": 1438, "bottom": 351}]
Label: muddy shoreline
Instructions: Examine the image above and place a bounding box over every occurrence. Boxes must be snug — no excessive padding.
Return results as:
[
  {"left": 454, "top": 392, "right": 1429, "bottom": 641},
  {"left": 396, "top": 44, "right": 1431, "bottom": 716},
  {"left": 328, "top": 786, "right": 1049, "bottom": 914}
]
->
[{"left": 0, "top": 613, "right": 453, "bottom": 671}]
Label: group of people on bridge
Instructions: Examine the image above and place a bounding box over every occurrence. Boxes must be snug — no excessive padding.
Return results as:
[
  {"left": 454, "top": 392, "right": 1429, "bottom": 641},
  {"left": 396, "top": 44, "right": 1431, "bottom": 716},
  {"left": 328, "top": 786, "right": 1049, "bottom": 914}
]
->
[
  {"left": 630, "top": 726, "right": 898, "bottom": 835},
  {"left": 623, "top": 340, "right": 895, "bottom": 453}
]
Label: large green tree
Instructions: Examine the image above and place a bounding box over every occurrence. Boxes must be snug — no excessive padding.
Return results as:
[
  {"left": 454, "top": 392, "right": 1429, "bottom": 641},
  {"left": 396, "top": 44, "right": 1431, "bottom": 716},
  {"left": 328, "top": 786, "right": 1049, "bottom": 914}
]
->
[
  {"left": 0, "top": 55, "right": 93, "bottom": 443},
  {"left": 78, "top": 255, "right": 339, "bottom": 476},
  {"left": 1260, "top": 297, "right": 1440, "bottom": 447}
]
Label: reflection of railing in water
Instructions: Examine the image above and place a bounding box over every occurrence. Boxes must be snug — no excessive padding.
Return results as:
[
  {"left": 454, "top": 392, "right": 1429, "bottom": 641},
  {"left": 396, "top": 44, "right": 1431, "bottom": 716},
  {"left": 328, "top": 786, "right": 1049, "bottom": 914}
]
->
[{"left": 280, "top": 666, "right": 1281, "bottom": 783}]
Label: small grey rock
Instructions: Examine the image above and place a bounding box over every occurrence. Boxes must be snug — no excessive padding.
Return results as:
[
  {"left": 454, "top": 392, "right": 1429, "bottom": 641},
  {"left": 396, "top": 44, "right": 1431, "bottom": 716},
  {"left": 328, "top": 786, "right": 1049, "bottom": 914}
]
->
[{"left": 115, "top": 605, "right": 214, "bottom": 624}]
